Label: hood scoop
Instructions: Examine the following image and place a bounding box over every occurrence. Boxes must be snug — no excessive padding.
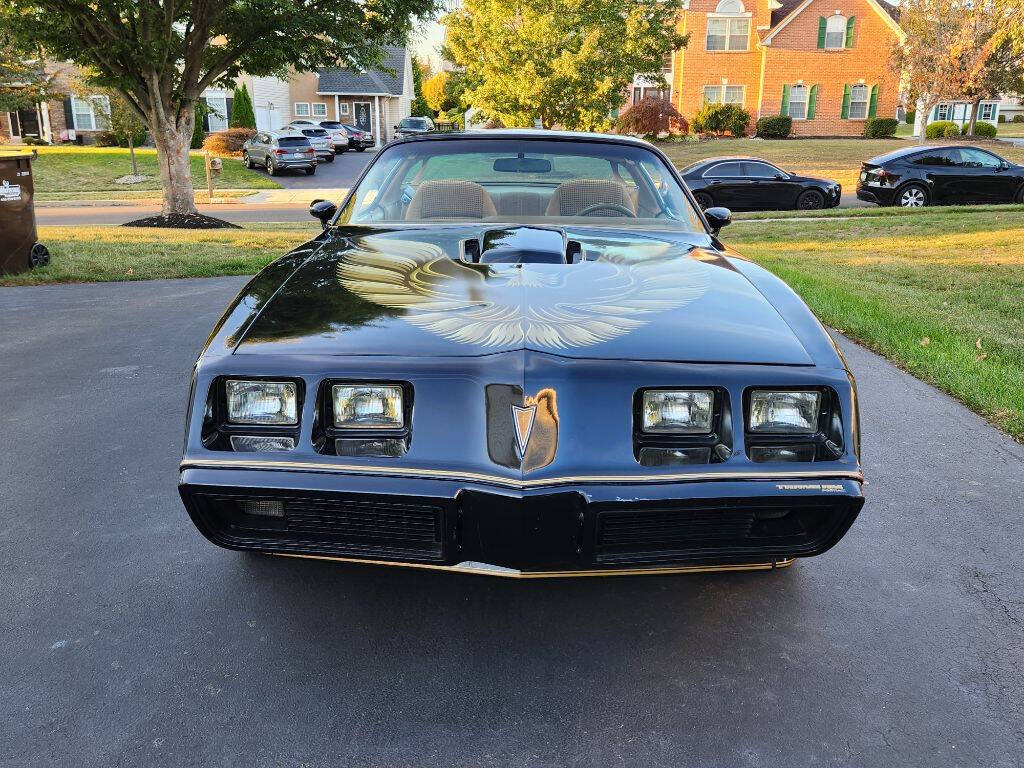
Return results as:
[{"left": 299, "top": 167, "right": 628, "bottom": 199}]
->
[{"left": 467, "top": 226, "right": 581, "bottom": 264}]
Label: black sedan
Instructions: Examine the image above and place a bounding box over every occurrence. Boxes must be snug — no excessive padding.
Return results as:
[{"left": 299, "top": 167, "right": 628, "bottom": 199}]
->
[
  {"left": 179, "top": 131, "right": 863, "bottom": 578},
  {"left": 681, "top": 157, "right": 841, "bottom": 211},
  {"left": 340, "top": 123, "right": 374, "bottom": 151},
  {"left": 857, "top": 144, "right": 1024, "bottom": 207}
]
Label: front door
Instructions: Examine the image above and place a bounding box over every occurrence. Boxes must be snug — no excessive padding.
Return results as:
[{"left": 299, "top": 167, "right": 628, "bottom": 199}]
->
[
  {"left": 17, "top": 108, "right": 40, "bottom": 139},
  {"left": 354, "top": 102, "right": 372, "bottom": 133}
]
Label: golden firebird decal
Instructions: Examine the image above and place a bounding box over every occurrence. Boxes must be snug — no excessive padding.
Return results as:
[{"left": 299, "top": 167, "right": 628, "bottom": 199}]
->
[{"left": 335, "top": 236, "right": 711, "bottom": 350}]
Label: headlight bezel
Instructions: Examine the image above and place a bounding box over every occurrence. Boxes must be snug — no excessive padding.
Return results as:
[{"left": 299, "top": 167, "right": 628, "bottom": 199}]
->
[
  {"left": 201, "top": 376, "right": 305, "bottom": 453},
  {"left": 745, "top": 388, "right": 824, "bottom": 436},
  {"left": 331, "top": 383, "right": 406, "bottom": 430},
  {"left": 639, "top": 388, "right": 717, "bottom": 435},
  {"left": 314, "top": 379, "right": 413, "bottom": 457},
  {"left": 743, "top": 386, "right": 845, "bottom": 463},
  {"left": 632, "top": 387, "right": 732, "bottom": 466},
  {"left": 224, "top": 378, "right": 300, "bottom": 426}
]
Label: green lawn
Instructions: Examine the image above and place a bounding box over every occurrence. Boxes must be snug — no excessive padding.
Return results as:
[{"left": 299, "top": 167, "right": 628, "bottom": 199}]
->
[
  {"left": 724, "top": 208, "right": 1024, "bottom": 440},
  {"left": 26, "top": 145, "right": 281, "bottom": 199},
  {"left": 660, "top": 136, "right": 1024, "bottom": 191},
  {"left": 5, "top": 208, "right": 1022, "bottom": 441}
]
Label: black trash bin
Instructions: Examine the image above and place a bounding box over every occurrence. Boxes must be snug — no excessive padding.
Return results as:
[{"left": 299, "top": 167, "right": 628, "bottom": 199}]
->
[{"left": 0, "top": 149, "right": 49, "bottom": 275}]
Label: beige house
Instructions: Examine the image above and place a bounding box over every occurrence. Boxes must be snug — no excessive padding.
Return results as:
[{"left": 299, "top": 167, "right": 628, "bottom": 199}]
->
[{"left": 217, "top": 46, "right": 414, "bottom": 148}]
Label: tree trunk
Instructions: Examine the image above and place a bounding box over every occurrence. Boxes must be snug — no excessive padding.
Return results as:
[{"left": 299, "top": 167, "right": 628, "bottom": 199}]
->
[
  {"left": 149, "top": 107, "right": 197, "bottom": 217},
  {"left": 966, "top": 97, "right": 981, "bottom": 137},
  {"left": 128, "top": 134, "right": 138, "bottom": 176}
]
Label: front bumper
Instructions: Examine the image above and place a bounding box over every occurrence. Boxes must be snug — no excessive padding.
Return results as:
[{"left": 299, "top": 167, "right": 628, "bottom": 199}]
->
[{"left": 179, "top": 467, "right": 863, "bottom": 577}]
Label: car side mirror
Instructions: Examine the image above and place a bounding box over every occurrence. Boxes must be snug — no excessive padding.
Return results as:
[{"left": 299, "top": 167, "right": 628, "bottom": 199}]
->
[
  {"left": 1000, "top": 161, "right": 1010, "bottom": 171},
  {"left": 309, "top": 199, "right": 337, "bottom": 230},
  {"left": 774, "top": 173, "right": 786, "bottom": 180},
  {"left": 703, "top": 206, "right": 732, "bottom": 234}
]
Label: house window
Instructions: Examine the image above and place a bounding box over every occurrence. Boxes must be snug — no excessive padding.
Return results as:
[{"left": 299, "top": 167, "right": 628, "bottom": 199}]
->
[
  {"left": 979, "top": 103, "right": 995, "bottom": 121},
  {"left": 294, "top": 102, "right": 310, "bottom": 117},
  {"left": 703, "top": 85, "right": 745, "bottom": 105},
  {"left": 312, "top": 102, "right": 328, "bottom": 117},
  {"left": 825, "top": 15, "right": 847, "bottom": 49},
  {"left": 936, "top": 104, "right": 950, "bottom": 121},
  {"left": 788, "top": 85, "right": 808, "bottom": 120},
  {"left": 706, "top": 1, "right": 750, "bottom": 51},
  {"left": 339, "top": 102, "right": 350, "bottom": 116},
  {"left": 205, "top": 94, "right": 228, "bottom": 132},
  {"left": 71, "top": 95, "right": 111, "bottom": 131},
  {"left": 848, "top": 85, "right": 869, "bottom": 119}
]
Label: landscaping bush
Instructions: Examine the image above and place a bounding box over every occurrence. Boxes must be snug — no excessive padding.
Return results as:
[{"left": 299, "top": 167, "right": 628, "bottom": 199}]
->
[
  {"left": 998, "top": 114, "right": 1006, "bottom": 123},
  {"left": 693, "top": 102, "right": 750, "bottom": 137},
  {"left": 943, "top": 123, "right": 961, "bottom": 138},
  {"left": 972, "top": 121, "right": 997, "bottom": 137},
  {"left": 202, "top": 128, "right": 256, "bottom": 156},
  {"left": 755, "top": 115, "right": 792, "bottom": 139},
  {"left": 905, "top": 110, "right": 915, "bottom": 124},
  {"left": 1014, "top": 114, "right": 1024, "bottom": 123},
  {"left": 230, "top": 83, "right": 256, "bottom": 129},
  {"left": 864, "top": 117, "right": 899, "bottom": 138},
  {"left": 617, "top": 97, "right": 687, "bottom": 136},
  {"left": 925, "top": 120, "right": 959, "bottom": 139},
  {"left": 93, "top": 131, "right": 119, "bottom": 146}
]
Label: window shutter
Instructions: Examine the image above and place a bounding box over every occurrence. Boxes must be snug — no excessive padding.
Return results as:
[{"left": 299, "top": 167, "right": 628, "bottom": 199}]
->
[
  {"left": 841, "top": 85, "right": 851, "bottom": 119},
  {"left": 62, "top": 97, "right": 75, "bottom": 131},
  {"left": 845, "top": 16, "right": 856, "bottom": 48},
  {"left": 817, "top": 17, "right": 827, "bottom": 48},
  {"left": 807, "top": 85, "right": 818, "bottom": 119},
  {"left": 200, "top": 97, "right": 210, "bottom": 132},
  {"left": 868, "top": 85, "right": 879, "bottom": 118},
  {"left": 781, "top": 84, "right": 790, "bottom": 116},
  {"left": 226, "top": 97, "right": 234, "bottom": 124}
]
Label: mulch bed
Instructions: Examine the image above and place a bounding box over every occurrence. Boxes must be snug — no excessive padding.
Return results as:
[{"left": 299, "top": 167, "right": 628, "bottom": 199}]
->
[{"left": 122, "top": 213, "right": 240, "bottom": 229}]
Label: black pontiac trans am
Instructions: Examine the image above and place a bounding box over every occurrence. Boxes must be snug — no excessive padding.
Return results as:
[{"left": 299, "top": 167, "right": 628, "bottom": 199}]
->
[{"left": 179, "top": 130, "right": 864, "bottom": 578}]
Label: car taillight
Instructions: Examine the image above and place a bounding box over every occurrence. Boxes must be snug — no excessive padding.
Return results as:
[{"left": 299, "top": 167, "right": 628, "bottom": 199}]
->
[{"left": 272, "top": 148, "right": 286, "bottom": 155}]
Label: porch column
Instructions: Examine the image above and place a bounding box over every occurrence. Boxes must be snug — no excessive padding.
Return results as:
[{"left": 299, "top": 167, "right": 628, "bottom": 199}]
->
[
  {"left": 374, "top": 95, "right": 381, "bottom": 148},
  {"left": 40, "top": 102, "right": 51, "bottom": 143},
  {"left": 334, "top": 94, "right": 340, "bottom": 121}
]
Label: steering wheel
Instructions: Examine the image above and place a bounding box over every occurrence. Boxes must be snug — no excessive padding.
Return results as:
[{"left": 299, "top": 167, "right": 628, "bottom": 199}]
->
[{"left": 575, "top": 202, "right": 636, "bottom": 217}]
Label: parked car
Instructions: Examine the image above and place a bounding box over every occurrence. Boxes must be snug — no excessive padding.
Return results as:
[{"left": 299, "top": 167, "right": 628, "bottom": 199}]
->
[
  {"left": 393, "top": 116, "right": 435, "bottom": 139},
  {"left": 241, "top": 131, "right": 317, "bottom": 176},
  {"left": 340, "top": 123, "right": 374, "bottom": 151},
  {"left": 681, "top": 157, "right": 841, "bottom": 211},
  {"left": 857, "top": 144, "right": 1024, "bottom": 207},
  {"left": 179, "top": 130, "right": 864, "bottom": 579},
  {"left": 289, "top": 126, "right": 335, "bottom": 163},
  {"left": 312, "top": 121, "right": 351, "bottom": 153}
]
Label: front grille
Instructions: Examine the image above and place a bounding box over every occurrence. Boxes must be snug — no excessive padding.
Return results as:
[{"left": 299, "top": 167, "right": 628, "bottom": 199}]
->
[
  {"left": 285, "top": 498, "right": 442, "bottom": 557},
  {"left": 598, "top": 507, "right": 755, "bottom": 554}
]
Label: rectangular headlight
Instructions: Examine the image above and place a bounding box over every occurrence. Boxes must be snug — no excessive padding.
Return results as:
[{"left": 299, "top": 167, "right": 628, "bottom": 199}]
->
[
  {"left": 641, "top": 390, "right": 714, "bottom": 434},
  {"left": 748, "top": 390, "right": 821, "bottom": 434},
  {"left": 333, "top": 384, "right": 404, "bottom": 429},
  {"left": 226, "top": 380, "right": 297, "bottom": 425}
]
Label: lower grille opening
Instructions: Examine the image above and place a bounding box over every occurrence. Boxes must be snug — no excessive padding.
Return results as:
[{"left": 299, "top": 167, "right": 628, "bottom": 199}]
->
[
  {"left": 594, "top": 497, "right": 857, "bottom": 565},
  {"left": 191, "top": 491, "right": 446, "bottom": 562}
]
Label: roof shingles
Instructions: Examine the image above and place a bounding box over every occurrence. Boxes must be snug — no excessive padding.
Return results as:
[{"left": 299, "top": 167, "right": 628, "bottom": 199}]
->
[{"left": 317, "top": 46, "right": 406, "bottom": 96}]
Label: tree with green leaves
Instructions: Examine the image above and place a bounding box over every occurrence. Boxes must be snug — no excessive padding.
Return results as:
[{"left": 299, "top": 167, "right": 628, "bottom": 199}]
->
[
  {"left": 0, "top": 0, "right": 435, "bottom": 221},
  {"left": 230, "top": 83, "right": 256, "bottom": 129},
  {"left": 443, "top": 0, "right": 686, "bottom": 131},
  {"left": 410, "top": 55, "right": 431, "bottom": 117},
  {"left": 0, "top": 46, "right": 52, "bottom": 112}
]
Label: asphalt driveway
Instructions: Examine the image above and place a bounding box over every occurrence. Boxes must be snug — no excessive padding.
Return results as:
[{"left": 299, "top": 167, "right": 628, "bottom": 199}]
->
[{"left": 2, "top": 278, "right": 1023, "bottom": 767}]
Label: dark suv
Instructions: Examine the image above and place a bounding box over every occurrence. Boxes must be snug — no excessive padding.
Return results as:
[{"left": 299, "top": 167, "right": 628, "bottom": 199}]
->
[
  {"left": 393, "top": 116, "right": 435, "bottom": 139},
  {"left": 242, "top": 131, "right": 317, "bottom": 176},
  {"left": 857, "top": 145, "right": 1024, "bottom": 207}
]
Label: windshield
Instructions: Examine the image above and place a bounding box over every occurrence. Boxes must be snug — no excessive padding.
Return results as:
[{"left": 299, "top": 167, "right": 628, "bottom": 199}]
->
[
  {"left": 400, "top": 118, "right": 430, "bottom": 129},
  {"left": 337, "top": 137, "right": 703, "bottom": 231},
  {"left": 277, "top": 136, "right": 311, "bottom": 147},
  {"left": 320, "top": 122, "right": 343, "bottom": 129}
]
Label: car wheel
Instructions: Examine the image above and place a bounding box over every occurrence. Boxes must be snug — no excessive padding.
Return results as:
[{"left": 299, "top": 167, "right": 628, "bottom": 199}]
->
[
  {"left": 306, "top": 166, "right": 316, "bottom": 176},
  {"left": 897, "top": 184, "right": 928, "bottom": 207},
  {"left": 1015, "top": 185, "right": 1024, "bottom": 204},
  {"left": 325, "top": 154, "right": 335, "bottom": 163},
  {"left": 355, "top": 147, "right": 366, "bottom": 152},
  {"left": 693, "top": 191, "right": 714, "bottom": 210},
  {"left": 242, "top": 151, "right": 252, "bottom": 169},
  {"left": 796, "top": 189, "right": 825, "bottom": 210}
]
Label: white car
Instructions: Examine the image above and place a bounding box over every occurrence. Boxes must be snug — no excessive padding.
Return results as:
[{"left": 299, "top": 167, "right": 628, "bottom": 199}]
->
[
  {"left": 285, "top": 123, "right": 336, "bottom": 163},
  {"left": 288, "top": 119, "right": 350, "bottom": 153}
]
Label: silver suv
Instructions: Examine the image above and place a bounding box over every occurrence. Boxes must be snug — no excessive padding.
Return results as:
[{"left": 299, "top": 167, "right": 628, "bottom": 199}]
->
[
  {"left": 242, "top": 130, "right": 317, "bottom": 176},
  {"left": 291, "top": 119, "right": 351, "bottom": 153},
  {"left": 285, "top": 122, "right": 338, "bottom": 162}
]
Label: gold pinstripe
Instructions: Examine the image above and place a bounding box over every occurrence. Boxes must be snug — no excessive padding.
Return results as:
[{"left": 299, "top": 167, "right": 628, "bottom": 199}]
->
[{"left": 180, "top": 457, "right": 862, "bottom": 489}]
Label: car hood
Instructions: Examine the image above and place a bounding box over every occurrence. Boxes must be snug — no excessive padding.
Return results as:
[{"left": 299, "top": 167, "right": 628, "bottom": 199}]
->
[{"left": 234, "top": 225, "right": 813, "bottom": 365}]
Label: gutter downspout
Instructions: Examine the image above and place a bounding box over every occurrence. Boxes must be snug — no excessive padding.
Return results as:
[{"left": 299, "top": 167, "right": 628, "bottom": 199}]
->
[
  {"left": 374, "top": 95, "right": 382, "bottom": 148},
  {"left": 756, "top": 44, "right": 767, "bottom": 122}
]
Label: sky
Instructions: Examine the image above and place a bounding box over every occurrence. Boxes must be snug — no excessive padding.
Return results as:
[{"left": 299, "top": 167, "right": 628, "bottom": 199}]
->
[{"left": 409, "top": 1, "right": 460, "bottom": 71}]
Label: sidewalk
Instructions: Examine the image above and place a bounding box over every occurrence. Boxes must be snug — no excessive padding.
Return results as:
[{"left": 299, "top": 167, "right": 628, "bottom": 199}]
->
[{"left": 36, "top": 187, "right": 351, "bottom": 208}]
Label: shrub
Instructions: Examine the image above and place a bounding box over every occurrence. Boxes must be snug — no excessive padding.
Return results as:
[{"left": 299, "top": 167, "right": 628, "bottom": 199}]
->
[
  {"left": 998, "top": 114, "right": 1006, "bottom": 123},
  {"left": 755, "top": 115, "right": 791, "bottom": 139},
  {"left": 864, "top": 117, "right": 898, "bottom": 138},
  {"left": 693, "top": 102, "right": 750, "bottom": 137},
  {"left": 617, "top": 97, "right": 687, "bottom": 136},
  {"left": 925, "top": 120, "right": 959, "bottom": 139},
  {"left": 230, "top": 83, "right": 256, "bottom": 129},
  {"left": 115, "top": 124, "right": 147, "bottom": 148},
  {"left": 972, "top": 121, "right": 997, "bottom": 138},
  {"left": 1014, "top": 114, "right": 1024, "bottom": 123},
  {"left": 943, "top": 123, "right": 961, "bottom": 138},
  {"left": 202, "top": 128, "right": 256, "bottom": 156},
  {"left": 23, "top": 136, "right": 50, "bottom": 145},
  {"left": 93, "top": 131, "right": 119, "bottom": 146},
  {"left": 905, "top": 110, "right": 915, "bottom": 124}
]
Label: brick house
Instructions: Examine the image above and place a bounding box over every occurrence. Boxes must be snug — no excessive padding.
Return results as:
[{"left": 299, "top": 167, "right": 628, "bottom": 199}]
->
[
  {"left": 664, "top": 0, "right": 905, "bottom": 136},
  {"left": 1, "top": 63, "right": 112, "bottom": 144}
]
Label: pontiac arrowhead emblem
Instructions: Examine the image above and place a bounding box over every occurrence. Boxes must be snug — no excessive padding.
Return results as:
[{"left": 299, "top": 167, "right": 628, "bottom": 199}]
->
[{"left": 511, "top": 404, "right": 537, "bottom": 455}]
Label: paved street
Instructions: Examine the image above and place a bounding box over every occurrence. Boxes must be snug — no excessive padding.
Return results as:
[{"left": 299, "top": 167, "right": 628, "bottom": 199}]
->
[{"left": 2, "top": 278, "right": 1023, "bottom": 767}]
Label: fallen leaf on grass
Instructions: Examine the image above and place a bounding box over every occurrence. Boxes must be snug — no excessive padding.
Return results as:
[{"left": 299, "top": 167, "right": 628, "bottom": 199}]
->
[
  {"left": 919, "top": 337, "right": 931, "bottom": 347},
  {"left": 975, "top": 353, "right": 987, "bottom": 362},
  {"left": 975, "top": 338, "right": 983, "bottom": 350}
]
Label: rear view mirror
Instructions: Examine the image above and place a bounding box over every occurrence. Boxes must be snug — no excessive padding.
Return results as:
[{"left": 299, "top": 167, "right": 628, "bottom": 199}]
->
[
  {"left": 703, "top": 206, "right": 732, "bottom": 234},
  {"left": 309, "top": 199, "right": 337, "bottom": 230},
  {"left": 492, "top": 157, "right": 552, "bottom": 174}
]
